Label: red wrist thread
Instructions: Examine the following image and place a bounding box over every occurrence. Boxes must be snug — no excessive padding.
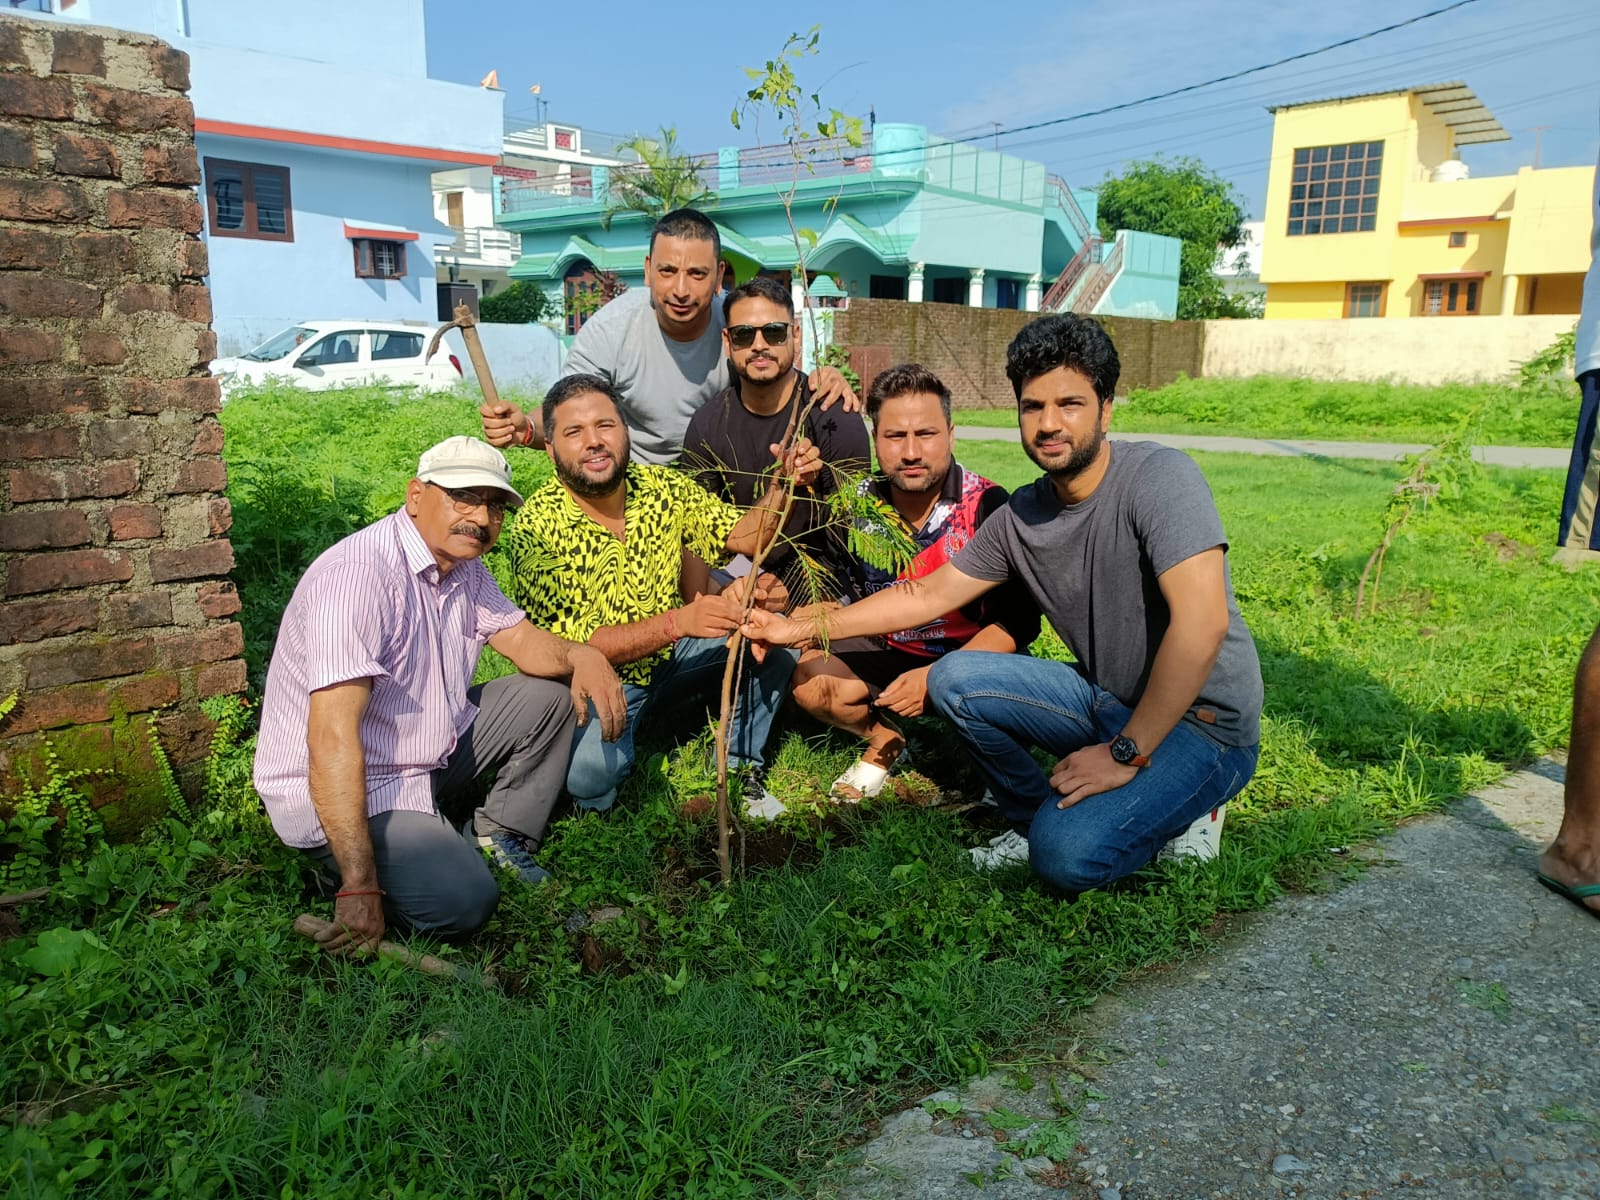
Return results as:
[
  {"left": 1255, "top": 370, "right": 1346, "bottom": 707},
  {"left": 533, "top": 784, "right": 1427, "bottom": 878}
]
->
[{"left": 335, "top": 888, "right": 385, "bottom": 898}]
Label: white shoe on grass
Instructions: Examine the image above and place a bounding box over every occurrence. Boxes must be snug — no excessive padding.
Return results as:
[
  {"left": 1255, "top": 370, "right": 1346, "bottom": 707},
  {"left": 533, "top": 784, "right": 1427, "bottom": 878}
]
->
[
  {"left": 970, "top": 829, "right": 1030, "bottom": 872},
  {"left": 1157, "top": 804, "right": 1227, "bottom": 863}
]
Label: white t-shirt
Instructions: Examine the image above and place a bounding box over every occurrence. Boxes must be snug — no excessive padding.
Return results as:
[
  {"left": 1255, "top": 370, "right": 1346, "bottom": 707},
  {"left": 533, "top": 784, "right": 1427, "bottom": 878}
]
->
[{"left": 1577, "top": 136, "right": 1600, "bottom": 378}]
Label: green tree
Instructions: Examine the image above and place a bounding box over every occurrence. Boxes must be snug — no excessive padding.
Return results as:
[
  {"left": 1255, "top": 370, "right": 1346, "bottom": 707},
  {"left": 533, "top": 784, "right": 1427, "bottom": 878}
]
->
[
  {"left": 478, "top": 281, "right": 556, "bottom": 324},
  {"left": 1095, "top": 156, "right": 1257, "bottom": 320},
  {"left": 600, "top": 126, "right": 715, "bottom": 229}
]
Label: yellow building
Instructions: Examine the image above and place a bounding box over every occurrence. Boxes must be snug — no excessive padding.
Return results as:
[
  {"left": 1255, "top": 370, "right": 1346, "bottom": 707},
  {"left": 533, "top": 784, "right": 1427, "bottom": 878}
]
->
[{"left": 1260, "top": 83, "right": 1594, "bottom": 320}]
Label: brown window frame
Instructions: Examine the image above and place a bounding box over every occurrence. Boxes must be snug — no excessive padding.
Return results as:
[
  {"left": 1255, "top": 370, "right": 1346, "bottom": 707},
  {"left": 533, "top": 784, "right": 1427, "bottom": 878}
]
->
[
  {"left": 1448, "top": 231, "right": 1467, "bottom": 248},
  {"left": 352, "top": 238, "right": 407, "bottom": 280},
  {"left": 1343, "top": 281, "right": 1386, "bottom": 318},
  {"left": 1422, "top": 277, "right": 1482, "bottom": 316},
  {"left": 203, "top": 157, "right": 294, "bottom": 242}
]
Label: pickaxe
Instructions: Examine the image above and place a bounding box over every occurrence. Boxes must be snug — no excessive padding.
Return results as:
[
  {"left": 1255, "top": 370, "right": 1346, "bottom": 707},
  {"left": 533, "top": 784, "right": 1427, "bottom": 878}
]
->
[{"left": 428, "top": 301, "right": 531, "bottom": 436}]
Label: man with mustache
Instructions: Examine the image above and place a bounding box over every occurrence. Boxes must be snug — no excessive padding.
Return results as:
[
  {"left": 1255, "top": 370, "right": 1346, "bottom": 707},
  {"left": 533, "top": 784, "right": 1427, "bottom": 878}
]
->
[
  {"left": 479, "top": 208, "right": 857, "bottom": 464},
  {"left": 744, "top": 314, "right": 1263, "bottom": 887},
  {"left": 254, "top": 437, "right": 626, "bottom": 955},
  {"left": 502, "top": 374, "right": 822, "bottom": 814}
]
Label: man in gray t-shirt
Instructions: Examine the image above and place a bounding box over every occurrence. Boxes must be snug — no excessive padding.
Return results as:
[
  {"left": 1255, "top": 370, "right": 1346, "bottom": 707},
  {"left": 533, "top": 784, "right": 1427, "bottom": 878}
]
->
[
  {"left": 744, "top": 314, "right": 1263, "bottom": 894},
  {"left": 480, "top": 208, "right": 857, "bottom": 465}
]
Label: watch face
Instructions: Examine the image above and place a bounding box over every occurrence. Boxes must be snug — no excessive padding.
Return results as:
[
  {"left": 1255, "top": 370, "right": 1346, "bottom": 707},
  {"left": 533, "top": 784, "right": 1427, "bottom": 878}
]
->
[{"left": 1110, "top": 735, "right": 1137, "bottom": 765}]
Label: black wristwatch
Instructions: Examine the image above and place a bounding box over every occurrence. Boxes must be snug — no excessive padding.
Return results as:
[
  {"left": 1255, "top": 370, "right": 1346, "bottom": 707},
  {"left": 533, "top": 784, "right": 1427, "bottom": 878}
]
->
[{"left": 1109, "top": 734, "right": 1150, "bottom": 768}]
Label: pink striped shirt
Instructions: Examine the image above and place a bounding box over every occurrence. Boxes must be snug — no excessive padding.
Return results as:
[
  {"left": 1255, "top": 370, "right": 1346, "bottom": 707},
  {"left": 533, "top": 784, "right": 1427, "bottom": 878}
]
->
[{"left": 253, "top": 509, "right": 526, "bottom": 848}]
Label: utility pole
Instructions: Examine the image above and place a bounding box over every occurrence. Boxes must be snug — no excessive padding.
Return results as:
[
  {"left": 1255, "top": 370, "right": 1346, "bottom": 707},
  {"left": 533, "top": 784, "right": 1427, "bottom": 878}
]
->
[
  {"left": 1529, "top": 125, "right": 1551, "bottom": 170},
  {"left": 991, "top": 121, "right": 1002, "bottom": 151}
]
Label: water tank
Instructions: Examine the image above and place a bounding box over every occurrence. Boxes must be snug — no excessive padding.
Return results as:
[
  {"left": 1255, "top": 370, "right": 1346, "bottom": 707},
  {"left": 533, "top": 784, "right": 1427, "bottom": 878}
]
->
[{"left": 1431, "top": 159, "right": 1470, "bottom": 182}]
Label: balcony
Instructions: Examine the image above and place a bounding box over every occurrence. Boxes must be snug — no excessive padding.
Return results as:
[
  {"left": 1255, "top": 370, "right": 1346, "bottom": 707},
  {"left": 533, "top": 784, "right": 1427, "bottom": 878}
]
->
[{"left": 437, "top": 226, "right": 522, "bottom": 269}]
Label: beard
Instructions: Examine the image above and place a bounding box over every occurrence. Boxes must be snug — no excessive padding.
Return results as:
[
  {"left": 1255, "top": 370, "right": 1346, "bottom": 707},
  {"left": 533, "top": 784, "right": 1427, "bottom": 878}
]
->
[
  {"left": 1024, "top": 421, "right": 1105, "bottom": 482},
  {"left": 883, "top": 462, "right": 946, "bottom": 495},
  {"left": 552, "top": 437, "right": 631, "bottom": 499}
]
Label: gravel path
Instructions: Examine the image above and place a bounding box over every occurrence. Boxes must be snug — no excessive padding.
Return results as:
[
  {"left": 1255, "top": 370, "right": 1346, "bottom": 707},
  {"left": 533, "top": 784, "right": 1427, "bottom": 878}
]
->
[{"left": 836, "top": 762, "right": 1599, "bottom": 1199}]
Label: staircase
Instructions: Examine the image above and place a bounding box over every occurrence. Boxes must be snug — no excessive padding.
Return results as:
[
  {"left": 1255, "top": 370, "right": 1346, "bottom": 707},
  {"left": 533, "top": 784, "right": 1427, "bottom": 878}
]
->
[{"left": 1039, "top": 176, "right": 1126, "bottom": 315}]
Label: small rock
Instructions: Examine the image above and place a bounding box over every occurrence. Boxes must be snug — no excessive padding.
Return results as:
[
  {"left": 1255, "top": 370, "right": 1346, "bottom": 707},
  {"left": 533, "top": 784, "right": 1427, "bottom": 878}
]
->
[
  {"left": 1099, "top": 1189, "right": 1122, "bottom": 1200},
  {"left": 1272, "top": 1153, "right": 1312, "bottom": 1174}
]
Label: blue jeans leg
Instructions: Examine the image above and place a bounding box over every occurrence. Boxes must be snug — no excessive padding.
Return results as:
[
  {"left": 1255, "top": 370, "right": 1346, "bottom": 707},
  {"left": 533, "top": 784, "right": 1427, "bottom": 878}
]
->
[
  {"left": 565, "top": 682, "right": 650, "bottom": 812},
  {"left": 641, "top": 636, "right": 798, "bottom": 771},
  {"left": 927, "top": 651, "right": 1259, "bottom": 892}
]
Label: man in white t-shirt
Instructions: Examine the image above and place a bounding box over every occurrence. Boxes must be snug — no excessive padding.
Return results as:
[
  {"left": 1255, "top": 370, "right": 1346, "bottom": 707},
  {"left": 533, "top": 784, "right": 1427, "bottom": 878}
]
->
[{"left": 480, "top": 208, "right": 856, "bottom": 464}]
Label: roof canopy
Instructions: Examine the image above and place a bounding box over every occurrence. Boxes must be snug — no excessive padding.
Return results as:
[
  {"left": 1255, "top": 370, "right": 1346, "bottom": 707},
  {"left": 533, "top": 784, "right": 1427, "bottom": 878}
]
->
[{"left": 1269, "top": 81, "right": 1510, "bottom": 146}]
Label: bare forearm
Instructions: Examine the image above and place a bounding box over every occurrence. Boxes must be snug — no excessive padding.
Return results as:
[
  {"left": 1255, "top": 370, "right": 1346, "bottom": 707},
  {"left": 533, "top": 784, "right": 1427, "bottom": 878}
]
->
[
  {"left": 1120, "top": 620, "right": 1225, "bottom": 754},
  {"left": 489, "top": 619, "right": 584, "bottom": 678},
  {"left": 824, "top": 570, "right": 991, "bottom": 643},
  {"left": 308, "top": 734, "right": 376, "bottom": 887},
  {"left": 587, "top": 612, "right": 678, "bottom": 666},
  {"left": 960, "top": 623, "right": 1019, "bottom": 655},
  {"left": 727, "top": 479, "right": 792, "bottom": 557}
]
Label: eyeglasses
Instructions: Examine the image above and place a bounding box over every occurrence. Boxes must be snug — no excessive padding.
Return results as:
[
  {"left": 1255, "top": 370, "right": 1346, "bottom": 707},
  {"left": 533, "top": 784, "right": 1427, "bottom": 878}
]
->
[
  {"left": 427, "top": 481, "right": 511, "bottom": 517},
  {"left": 726, "top": 322, "right": 792, "bottom": 350}
]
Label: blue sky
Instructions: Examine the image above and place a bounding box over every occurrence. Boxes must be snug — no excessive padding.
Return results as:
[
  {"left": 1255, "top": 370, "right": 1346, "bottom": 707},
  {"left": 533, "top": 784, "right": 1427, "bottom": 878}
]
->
[{"left": 422, "top": 0, "right": 1598, "bottom": 218}]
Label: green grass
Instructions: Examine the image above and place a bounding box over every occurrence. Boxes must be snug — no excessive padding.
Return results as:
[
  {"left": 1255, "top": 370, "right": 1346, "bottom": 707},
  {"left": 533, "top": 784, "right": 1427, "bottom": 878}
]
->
[
  {"left": 955, "top": 374, "right": 1580, "bottom": 447},
  {"left": 4, "top": 382, "right": 1598, "bottom": 1198}
]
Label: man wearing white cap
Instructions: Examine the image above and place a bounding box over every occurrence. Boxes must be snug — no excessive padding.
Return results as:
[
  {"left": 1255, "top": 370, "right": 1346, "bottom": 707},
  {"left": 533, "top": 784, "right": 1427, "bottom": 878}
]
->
[{"left": 254, "top": 436, "right": 626, "bottom": 954}]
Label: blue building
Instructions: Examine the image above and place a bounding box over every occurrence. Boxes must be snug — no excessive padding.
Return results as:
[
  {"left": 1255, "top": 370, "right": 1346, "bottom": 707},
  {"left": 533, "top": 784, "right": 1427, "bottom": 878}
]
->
[
  {"left": 495, "top": 124, "right": 1181, "bottom": 323},
  {"left": 29, "top": 0, "right": 503, "bottom": 354}
]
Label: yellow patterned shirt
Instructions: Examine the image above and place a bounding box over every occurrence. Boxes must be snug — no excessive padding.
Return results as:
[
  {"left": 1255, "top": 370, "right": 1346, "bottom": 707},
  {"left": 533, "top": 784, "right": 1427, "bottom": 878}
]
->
[{"left": 503, "top": 463, "right": 742, "bottom": 686}]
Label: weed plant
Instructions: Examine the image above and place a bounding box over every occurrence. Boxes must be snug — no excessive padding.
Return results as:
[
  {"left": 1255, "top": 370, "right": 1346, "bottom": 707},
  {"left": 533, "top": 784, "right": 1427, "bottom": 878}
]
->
[{"left": 3, "top": 388, "right": 1596, "bottom": 1198}]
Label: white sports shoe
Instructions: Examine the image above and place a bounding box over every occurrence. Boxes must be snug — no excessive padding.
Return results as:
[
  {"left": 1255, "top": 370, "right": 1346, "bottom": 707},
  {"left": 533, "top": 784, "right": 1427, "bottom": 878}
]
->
[
  {"left": 1157, "top": 804, "right": 1227, "bottom": 863},
  {"left": 970, "top": 829, "right": 1031, "bottom": 872}
]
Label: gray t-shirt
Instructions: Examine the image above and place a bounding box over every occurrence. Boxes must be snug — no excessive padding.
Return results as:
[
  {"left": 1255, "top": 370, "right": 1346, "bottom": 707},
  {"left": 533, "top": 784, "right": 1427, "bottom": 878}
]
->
[
  {"left": 563, "top": 289, "right": 729, "bottom": 464},
  {"left": 952, "top": 440, "right": 1263, "bottom": 746}
]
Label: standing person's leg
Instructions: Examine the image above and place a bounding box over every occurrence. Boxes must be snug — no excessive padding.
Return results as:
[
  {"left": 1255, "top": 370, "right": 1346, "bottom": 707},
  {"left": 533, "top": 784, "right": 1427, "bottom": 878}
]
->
[
  {"left": 1539, "top": 619, "right": 1600, "bottom": 916},
  {"left": 1557, "top": 370, "right": 1600, "bottom": 561},
  {"left": 306, "top": 810, "right": 499, "bottom": 936}
]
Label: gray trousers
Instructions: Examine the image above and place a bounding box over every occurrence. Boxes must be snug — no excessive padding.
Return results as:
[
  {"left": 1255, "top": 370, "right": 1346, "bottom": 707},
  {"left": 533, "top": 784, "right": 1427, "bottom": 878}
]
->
[{"left": 307, "top": 673, "right": 576, "bottom": 936}]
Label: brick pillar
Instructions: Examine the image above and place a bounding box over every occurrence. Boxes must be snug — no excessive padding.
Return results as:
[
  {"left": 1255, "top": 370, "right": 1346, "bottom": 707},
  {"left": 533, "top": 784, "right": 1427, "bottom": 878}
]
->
[{"left": 0, "top": 15, "right": 243, "bottom": 796}]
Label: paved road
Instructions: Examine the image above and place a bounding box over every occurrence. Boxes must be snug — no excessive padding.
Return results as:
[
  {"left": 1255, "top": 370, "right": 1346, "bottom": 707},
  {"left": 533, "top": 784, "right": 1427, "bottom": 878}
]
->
[
  {"left": 954, "top": 427, "right": 1571, "bottom": 470},
  {"left": 838, "top": 762, "right": 1599, "bottom": 1199}
]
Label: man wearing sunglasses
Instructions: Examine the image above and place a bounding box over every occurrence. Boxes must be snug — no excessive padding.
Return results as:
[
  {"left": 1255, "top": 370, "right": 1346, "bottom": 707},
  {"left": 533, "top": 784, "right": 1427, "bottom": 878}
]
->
[
  {"left": 678, "top": 275, "right": 871, "bottom": 605},
  {"left": 479, "top": 208, "right": 859, "bottom": 464},
  {"left": 254, "top": 436, "right": 626, "bottom": 956}
]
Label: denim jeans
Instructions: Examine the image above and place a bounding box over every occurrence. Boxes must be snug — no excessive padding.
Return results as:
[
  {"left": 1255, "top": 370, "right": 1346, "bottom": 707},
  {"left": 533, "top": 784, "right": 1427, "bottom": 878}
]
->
[
  {"left": 927, "top": 651, "right": 1259, "bottom": 892},
  {"left": 565, "top": 636, "right": 799, "bottom": 811}
]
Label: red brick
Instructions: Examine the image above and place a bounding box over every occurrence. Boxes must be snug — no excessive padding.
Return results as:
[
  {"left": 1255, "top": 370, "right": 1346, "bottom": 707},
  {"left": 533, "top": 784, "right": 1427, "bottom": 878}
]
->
[
  {"left": 106, "top": 590, "right": 173, "bottom": 631},
  {"left": 112, "top": 282, "right": 173, "bottom": 314},
  {"left": 0, "top": 376, "right": 103, "bottom": 417},
  {"left": 208, "top": 496, "right": 233, "bottom": 535},
  {"left": 153, "top": 706, "right": 216, "bottom": 764},
  {"left": 0, "top": 227, "right": 60, "bottom": 270},
  {"left": 27, "top": 637, "right": 156, "bottom": 688},
  {"left": 87, "top": 419, "right": 153, "bottom": 458},
  {"left": 177, "top": 237, "right": 208, "bottom": 278},
  {"left": 4, "top": 427, "right": 78, "bottom": 462},
  {"left": 106, "top": 189, "right": 201, "bottom": 233},
  {"left": 196, "top": 658, "right": 248, "bottom": 698},
  {"left": 51, "top": 29, "right": 106, "bottom": 77},
  {"left": 0, "top": 597, "right": 98, "bottom": 645},
  {"left": 51, "top": 130, "right": 120, "bottom": 178},
  {"left": 174, "top": 283, "right": 211, "bottom": 322},
  {"left": 5, "top": 548, "right": 132, "bottom": 596},
  {"left": 0, "top": 178, "right": 91, "bottom": 223},
  {"left": 115, "top": 674, "right": 181, "bottom": 714},
  {"left": 6, "top": 685, "right": 112, "bottom": 735},
  {"left": 0, "top": 20, "right": 27, "bottom": 68},
  {"left": 160, "top": 622, "right": 243, "bottom": 668},
  {"left": 82, "top": 86, "right": 193, "bottom": 133},
  {"left": 121, "top": 375, "right": 220, "bottom": 415},
  {"left": 0, "top": 326, "right": 63, "bottom": 366},
  {"left": 0, "top": 125, "right": 35, "bottom": 170},
  {"left": 147, "top": 45, "right": 190, "bottom": 91},
  {"left": 149, "top": 539, "right": 234, "bottom": 582},
  {"left": 0, "top": 273, "right": 101, "bottom": 318},
  {"left": 8, "top": 460, "right": 139, "bottom": 502},
  {"left": 189, "top": 419, "right": 224, "bottom": 456},
  {"left": 62, "top": 231, "right": 135, "bottom": 276},
  {"left": 0, "top": 73, "right": 73, "bottom": 121},
  {"left": 0, "top": 508, "right": 92, "bottom": 551},
  {"left": 108, "top": 503, "right": 162, "bottom": 540},
  {"left": 140, "top": 143, "right": 197, "bottom": 185},
  {"left": 192, "top": 327, "right": 217, "bottom": 364},
  {"left": 169, "top": 457, "right": 226, "bottom": 495},
  {"left": 77, "top": 329, "right": 127, "bottom": 365},
  {"left": 196, "top": 580, "right": 241, "bottom": 618}
]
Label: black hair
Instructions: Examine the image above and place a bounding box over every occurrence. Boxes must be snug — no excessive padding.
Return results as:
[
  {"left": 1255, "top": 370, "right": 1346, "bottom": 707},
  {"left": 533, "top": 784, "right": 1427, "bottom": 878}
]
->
[
  {"left": 1003, "top": 314, "right": 1120, "bottom": 403},
  {"left": 864, "top": 362, "right": 952, "bottom": 424},
  {"left": 649, "top": 208, "right": 721, "bottom": 262},
  {"left": 721, "top": 274, "right": 795, "bottom": 324},
  {"left": 541, "top": 373, "right": 624, "bottom": 443}
]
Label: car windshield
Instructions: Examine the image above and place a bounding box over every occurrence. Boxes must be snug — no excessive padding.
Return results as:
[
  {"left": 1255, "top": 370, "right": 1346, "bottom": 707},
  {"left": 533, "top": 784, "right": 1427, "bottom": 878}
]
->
[{"left": 240, "top": 326, "right": 316, "bottom": 362}]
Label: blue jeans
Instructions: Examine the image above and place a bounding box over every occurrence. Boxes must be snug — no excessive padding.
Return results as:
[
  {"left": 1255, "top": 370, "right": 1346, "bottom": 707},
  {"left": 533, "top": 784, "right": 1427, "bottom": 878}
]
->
[
  {"left": 565, "top": 636, "right": 799, "bottom": 811},
  {"left": 927, "top": 652, "right": 1259, "bottom": 892}
]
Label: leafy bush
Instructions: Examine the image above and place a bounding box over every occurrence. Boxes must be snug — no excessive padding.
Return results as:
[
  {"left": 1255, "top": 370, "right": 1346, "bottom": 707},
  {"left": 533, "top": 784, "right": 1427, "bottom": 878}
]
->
[{"left": 478, "top": 281, "right": 557, "bottom": 325}]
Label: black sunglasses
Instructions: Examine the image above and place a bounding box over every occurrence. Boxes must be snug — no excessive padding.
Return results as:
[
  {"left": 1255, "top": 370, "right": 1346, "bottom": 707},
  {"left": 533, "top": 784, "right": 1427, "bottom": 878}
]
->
[{"left": 726, "top": 322, "right": 792, "bottom": 350}]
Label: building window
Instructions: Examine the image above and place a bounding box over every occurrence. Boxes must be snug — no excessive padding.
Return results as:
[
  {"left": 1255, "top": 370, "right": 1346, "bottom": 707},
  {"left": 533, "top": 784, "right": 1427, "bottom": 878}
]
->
[
  {"left": 203, "top": 158, "right": 292, "bottom": 242},
  {"left": 869, "top": 274, "right": 906, "bottom": 300},
  {"left": 1422, "top": 278, "right": 1481, "bottom": 316},
  {"left": 1343, "top": 282, "right": 1386, "bottom": 318},
  {"left": 1448, "top": 231, "right": 1467, "bottom": 248},
  {"left": 930, "top": 277, "right": 966, "bottom": 305},
  {"left": 995, "top": 278, "right": 1023, "bottom": 309},
  {"left": 353, "top": 238, "right": 406, "bottom": 280},
  {"left": 1286, "top": 141, "right": 1382, "bottom": 236}
]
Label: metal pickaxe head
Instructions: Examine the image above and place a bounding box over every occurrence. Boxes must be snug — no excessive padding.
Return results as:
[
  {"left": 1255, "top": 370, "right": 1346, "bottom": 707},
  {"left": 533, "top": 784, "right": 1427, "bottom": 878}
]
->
[{"left": 426, "top": 302, "right": 478, "bottom": 365}]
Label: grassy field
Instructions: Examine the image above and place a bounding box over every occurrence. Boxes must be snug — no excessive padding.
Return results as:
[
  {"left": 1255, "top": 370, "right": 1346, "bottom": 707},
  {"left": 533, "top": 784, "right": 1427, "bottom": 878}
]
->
[
  {"left": 3, "top": 383, "right": 1597, "bottom": 1198},
  {"left": 955, "top": 375, "right": 1580, "bottom": 447}
]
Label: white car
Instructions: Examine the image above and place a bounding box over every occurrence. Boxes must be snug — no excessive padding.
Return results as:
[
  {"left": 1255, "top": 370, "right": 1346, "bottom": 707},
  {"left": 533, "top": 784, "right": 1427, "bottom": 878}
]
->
[{"left": 212, "top": 320, "right": 463, "bottom": 399}]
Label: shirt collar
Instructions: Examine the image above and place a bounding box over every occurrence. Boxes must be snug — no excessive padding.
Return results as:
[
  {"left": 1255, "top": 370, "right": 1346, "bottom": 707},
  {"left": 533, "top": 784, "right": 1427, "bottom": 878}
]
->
[{"left": 394, "top": 508, "right": 442, "bottom": 582}]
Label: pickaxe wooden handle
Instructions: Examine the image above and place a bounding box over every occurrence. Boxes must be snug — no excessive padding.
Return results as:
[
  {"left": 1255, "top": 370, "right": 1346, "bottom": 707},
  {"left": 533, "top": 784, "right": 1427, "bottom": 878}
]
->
[
  {"left": 292, "top": 912, "right": 491, "bottom": 987},
  {"left": 427, "top": 302, "right": 503, "bottom": 413}
]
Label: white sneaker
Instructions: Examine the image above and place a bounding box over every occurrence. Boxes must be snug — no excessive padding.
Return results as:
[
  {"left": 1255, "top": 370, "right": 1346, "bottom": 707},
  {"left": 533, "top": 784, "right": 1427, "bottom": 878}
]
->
[
  {"left": 1157, "top": 804, "right": 1227, "bottom": 863},
  {"left": 970, "top": 829, "right": 1030, "bottom": 872},
  {"left": 742, "top": 785, "right": 787, "bottom": 821}
]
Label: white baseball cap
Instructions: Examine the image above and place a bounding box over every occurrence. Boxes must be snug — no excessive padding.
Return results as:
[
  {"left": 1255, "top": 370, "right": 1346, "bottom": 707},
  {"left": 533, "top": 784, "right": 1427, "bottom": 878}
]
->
[{"left": 416, "top": 436, "right": 524, "bottom": 506}]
